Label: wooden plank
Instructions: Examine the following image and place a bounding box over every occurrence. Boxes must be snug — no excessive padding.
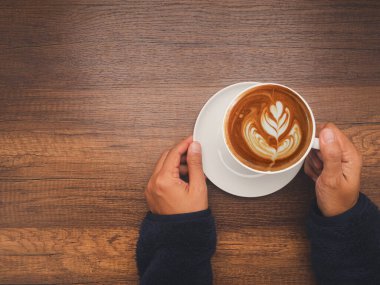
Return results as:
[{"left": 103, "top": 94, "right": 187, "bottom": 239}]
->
[
  {"left": 0, "top": 123, "right": 378, "bottom": 227},
  {"left": 0, "top": 87, "right": 379, "bottom": 124},
  {"left": 214, "top": 228, "right": 315, "bottom": 285},
  {"left": 0, "top": 1, "right": 379, "bottom": 89},
  {"left": 0, "top": 167, "right": 378, "bottom": 228},
  {"left": 0, "top": 227, "right": 315, "bottom": 284},
  {"left": 0, "top": 0, "right": 379, "bottom": 284},
  {"left": 0, "top": 227, "right": 138, "bottom": 284}
]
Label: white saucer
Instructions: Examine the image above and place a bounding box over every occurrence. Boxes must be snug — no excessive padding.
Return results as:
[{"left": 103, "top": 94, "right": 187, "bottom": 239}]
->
[{"left": 193, "top": 82, "right": 303, "bottom": 197}]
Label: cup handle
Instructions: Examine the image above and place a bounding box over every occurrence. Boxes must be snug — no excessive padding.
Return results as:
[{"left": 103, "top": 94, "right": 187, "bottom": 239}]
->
[{"left": 312, "top": 138, "right": 320, "bottom": 150}]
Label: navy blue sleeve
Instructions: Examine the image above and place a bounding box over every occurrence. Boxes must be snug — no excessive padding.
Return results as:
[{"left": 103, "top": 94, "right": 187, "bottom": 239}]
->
[
  {"left": 307, "top": 193, "right": 380, "bottom": 285},
  {"left": 136, "top": 209, "right": 216, "bottom": 285}
]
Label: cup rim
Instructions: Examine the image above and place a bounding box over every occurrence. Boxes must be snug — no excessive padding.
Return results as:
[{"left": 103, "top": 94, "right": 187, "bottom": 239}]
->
[{"left": 222, "top": 82, "right": 316, "bottom": 175}]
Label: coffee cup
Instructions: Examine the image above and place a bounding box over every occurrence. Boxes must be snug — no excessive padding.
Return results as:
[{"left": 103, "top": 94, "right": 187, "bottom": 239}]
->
[{"left": 222, "top": 83, "right": 319, "bottom": 175}]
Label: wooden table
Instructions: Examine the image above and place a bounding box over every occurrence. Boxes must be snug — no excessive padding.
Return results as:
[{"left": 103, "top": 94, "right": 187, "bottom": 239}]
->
[{"left": 0, "top": 1, "right": 379, "bottom": 284}]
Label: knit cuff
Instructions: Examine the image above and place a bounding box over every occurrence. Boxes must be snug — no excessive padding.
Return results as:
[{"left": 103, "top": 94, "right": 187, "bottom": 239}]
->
[
  {"left": 139, "top": 208, "right": 216, "bottom": 250},
  {"left": 307, "top": 193, "right": 380, "bottom": 284},
  {"left": 309, "top": 193, "right": 372, "bottom": 227},
  {"left": 146, "top": 209, "right": 211, "bottom": 223}
]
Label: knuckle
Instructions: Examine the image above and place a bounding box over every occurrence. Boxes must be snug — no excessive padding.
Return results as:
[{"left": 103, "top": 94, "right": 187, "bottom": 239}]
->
[
  {"left": 305, "top": 157, "right": 312, "bottom": 167},
  {"left": 304, "top": 166, "right": 311, "bottom": 177},
  {"left": 155, "top": 177, "right": 164, "bottom": 188},
  {"left": 154, "top": 188, "right": 164, "bottom": 198},
  {"left": 155, "top": 174, "right": 168, "bottom": 189}
]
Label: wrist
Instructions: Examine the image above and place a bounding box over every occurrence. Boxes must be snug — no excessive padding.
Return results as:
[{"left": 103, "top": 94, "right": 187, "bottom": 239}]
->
[
  {"left": 310, "top": 193, "right": 373, "bottom": 226},
  {"left": 315, "top": 193, "right": 363, "bottom": 222},
  {"left": 318, "top": 192, "right": 359, "bottom": 217}
]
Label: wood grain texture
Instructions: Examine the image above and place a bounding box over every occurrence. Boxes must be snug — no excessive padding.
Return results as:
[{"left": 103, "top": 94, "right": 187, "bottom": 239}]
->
[{"left": 0, "top": 0, "right": 379, "bottom": 284}]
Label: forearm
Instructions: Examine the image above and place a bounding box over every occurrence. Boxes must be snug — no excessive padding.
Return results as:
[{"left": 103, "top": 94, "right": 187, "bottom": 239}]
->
[
  {"left": 307, "top": 193, "right": 380, "bottom": 284},
  {"left": 136, "top": 209, "right": 216, "bottom": 285}
]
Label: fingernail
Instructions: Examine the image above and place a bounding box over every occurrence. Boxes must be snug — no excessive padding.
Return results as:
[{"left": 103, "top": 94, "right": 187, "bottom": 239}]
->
[
  {"left": 321, "top": 128, "right": 335, "bottom": 144},
  {"left": 189, "top": 141, "right": 201, "bottom": 153}
]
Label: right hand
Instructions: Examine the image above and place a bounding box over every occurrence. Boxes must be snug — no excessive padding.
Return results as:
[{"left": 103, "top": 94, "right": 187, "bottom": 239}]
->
[
  {"left": 304, "top": 123, "right": 362, "bottom": 217},
  {"left": 144, "top": 136, "right": 208, "bottom": 215}
]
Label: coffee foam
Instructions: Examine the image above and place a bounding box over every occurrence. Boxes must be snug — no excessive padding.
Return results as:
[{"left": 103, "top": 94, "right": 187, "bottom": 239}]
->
[{"left": 225, "top": 85, "right": 313, "bottom": 172}]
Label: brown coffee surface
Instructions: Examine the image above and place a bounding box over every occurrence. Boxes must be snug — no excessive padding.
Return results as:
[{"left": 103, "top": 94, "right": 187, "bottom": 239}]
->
[{"left": 225, "top": 85, "right": 313, "bottom": 171}]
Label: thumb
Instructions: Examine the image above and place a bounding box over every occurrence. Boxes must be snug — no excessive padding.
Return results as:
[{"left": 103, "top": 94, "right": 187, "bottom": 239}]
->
[
  {"left": 187, "top": 141, "right": 206, "bottom": 190},
  {"left": 319, "top": 127, "right": 343, "bottom": 181}
]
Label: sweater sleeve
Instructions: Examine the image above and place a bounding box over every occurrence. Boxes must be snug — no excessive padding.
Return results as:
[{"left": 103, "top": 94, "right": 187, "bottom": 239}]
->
[
  {"left": 136, "top": 209, "right": 217, "bottom": 285},
  {"left": 307, "top": 193, "right": 380, "bottom": 285}
]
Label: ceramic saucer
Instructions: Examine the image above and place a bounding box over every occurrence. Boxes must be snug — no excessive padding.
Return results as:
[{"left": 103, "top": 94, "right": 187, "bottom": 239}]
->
[{"left": 193, "top": 82, "right": 302, "bottom": 197}]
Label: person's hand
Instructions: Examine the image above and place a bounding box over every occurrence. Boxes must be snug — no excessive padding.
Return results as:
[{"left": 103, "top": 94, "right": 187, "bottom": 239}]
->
[
  {"left": 145, "top": 136, "right": 208, "bottom": 215},
  {"left": 304, "top": 123, "right": 362, "bottom": 217}
]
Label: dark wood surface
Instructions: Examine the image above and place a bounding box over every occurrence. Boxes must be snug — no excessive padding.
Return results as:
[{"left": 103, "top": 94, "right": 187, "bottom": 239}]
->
[{"left": 0, "top": 1, "right": 379, "bottom": 284}]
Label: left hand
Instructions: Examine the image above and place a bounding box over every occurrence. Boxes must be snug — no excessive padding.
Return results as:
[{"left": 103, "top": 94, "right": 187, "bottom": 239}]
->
[
  {"left": 144, "top": 136, "right": 208, "bottom": 215},
  {"left": 304, "top": 123, "right": 362, "bottom": 217}
]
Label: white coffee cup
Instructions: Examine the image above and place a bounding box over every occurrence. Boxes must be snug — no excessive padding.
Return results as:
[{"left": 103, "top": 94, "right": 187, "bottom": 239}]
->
[{"left": 222, "top": 82, "right": 319, "bottom": 176}]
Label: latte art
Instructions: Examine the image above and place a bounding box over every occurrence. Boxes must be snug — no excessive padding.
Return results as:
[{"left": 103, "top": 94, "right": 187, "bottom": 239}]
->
[
  {"left": 225, "top": 84, "right": 313, "bottom": 171},
  {"left": 244, "top": 101, "right": 302, "bottom": 163}
]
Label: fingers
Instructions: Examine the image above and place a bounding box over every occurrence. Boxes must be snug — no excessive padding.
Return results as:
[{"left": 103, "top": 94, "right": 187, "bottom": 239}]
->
[
  {"left": 319, "top": 123, "right": 362, "bottom": 181},
  {"left": 304, "top": 150, "right": 323, "bottom": 181},
  {"left": 325, "top": 124, "right": 362, "bottom": 174},
  {"left": 180, "top": 153, "right": 187, "bottom": 164},
  {"left": 179, "top": 164, "right": 188, "bottom": 177},
  {"left": 187, "top": 141, "right": 206, "bottom": 191},
  {"left": 304, "top": 156, "right": 318, "bottom": 182},
  {"left": 153, "top": 150, "right": 169, "bottom": 176},
  {"left": 162, "top": 136, "right": 193, "bottom": 172},
  {"left": 319, "top": 126, "right": 343, "bottom": 184},
  {"left": 324, "top": 123, "right": 358, "bottom": 156},
  {"left": 310, "top": 150, "right": 323, "bottom": 172}
]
